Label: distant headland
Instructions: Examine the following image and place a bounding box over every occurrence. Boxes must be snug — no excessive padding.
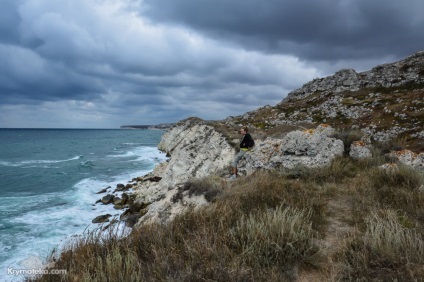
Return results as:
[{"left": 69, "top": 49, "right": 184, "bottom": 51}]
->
[{"left": 120, "top": 123, "right": 174, "bottom": 130}]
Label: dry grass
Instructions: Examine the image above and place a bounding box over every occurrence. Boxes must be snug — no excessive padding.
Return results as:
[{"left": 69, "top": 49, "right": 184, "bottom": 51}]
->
[
  {"left": 30, "top": 152, "right": 424, "bottom": 282},
  {"left": 339, "top": 210, "right": 424, "bottom": 281}
]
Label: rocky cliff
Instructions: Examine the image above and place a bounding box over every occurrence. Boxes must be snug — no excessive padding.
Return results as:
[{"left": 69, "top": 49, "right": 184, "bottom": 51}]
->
[
  {"left": 133, "top": 117, "right": 234, "bottom": 224},
  {"left": 130, "top": 50, "right": 424, "bottom": 226},
  {"left": 224, "top": 51, "right": 424, "bottom": 151},
  {"left": 286, "top": 51, "right": 424, "bottom": 101}
]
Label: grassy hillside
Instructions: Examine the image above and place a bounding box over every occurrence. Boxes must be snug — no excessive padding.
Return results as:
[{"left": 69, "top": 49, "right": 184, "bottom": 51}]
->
[{"left": 31, "top": 145, "right": 424, "bottom": 281}]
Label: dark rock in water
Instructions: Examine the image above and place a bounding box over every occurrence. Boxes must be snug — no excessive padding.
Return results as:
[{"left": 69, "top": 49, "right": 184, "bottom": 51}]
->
[
  {"left": 114, "top": 183, "right": 125, "bottom": 192},
  {"left": 113, "top": 204, "right": 125, "bottom": 210},
  {"left": 95, "top": 199, "right": 102, "bottom": 204},
  {"left": 125, "top": 214, "right": 142, "bottom": 228},
  {"left": 92, "top": 214, "right": 112, "bottom": 223},
  {"left": 120, "top": 209, "right": 132, "bottom": 220},
  {"left": 114, "top": 183, "right": 132, "bottom": 192},
  {"left": 101, "top": 194, "right": 115, "bottom": 205},
  {"left": 96, "top": 186, "right": 111, "bottom": 194},
  {"left": 113, "top": 197, "right": 123, "bottom": 205},
  {"left": 144, "top": 176, "right": 162, "bottom": 182},
  {"left": 121, "top": 193, "right": 129, "bottom": 201}
]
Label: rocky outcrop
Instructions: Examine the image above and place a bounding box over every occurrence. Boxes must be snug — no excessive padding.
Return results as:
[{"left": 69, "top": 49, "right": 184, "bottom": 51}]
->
[
  {"left": 238, "top": 124, "right": 344, "bottom": 174},
  {"left": 157, "top": 118, "right": 234, "bottom": 187},
  {"left": 134, "top": 118, "right": 235, "bottom": 225},
  {"left": 131, "top": 122, "right": 347, "bottom": 226},
  {"left": 286, "top": 51, "right": 424, "bottom": 101}
]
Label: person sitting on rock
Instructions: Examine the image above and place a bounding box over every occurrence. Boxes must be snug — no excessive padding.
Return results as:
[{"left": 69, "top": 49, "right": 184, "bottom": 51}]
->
[{"left": 229, "top": 127, "right": 254, "bottom": 179}]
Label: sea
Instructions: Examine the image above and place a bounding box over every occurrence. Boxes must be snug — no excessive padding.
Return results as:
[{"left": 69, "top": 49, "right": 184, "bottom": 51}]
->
[{"left": 0, "top": 128, "right": 167, "bottom": 281}]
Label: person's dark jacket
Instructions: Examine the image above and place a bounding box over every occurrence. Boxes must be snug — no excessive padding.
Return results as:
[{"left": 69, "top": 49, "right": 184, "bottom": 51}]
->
[{"left": 240, "top": 133, "right": 254, "bottom": 149}]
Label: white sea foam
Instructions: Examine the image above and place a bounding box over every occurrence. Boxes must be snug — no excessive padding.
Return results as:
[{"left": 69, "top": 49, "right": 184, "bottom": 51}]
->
[
  {"left": 0, "top": 146, "right": 167, "bottom": 281},
  {"left": 0, "top": 156, "right": 82, "bottom": 167}
]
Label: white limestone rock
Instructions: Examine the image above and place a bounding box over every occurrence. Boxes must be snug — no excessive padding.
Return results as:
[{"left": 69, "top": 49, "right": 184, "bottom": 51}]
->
[
  {"left": 238, "top": 125, "right": 344, "bottom": 173},
  {"left": 134, "top": 118, "right": 235, "bottom": 225},
  {"left": 350, "top": 141, "right": 372, "bottom": 159},
  {"left": 389, "top": 150, "right": 424, "bottom": 171}
]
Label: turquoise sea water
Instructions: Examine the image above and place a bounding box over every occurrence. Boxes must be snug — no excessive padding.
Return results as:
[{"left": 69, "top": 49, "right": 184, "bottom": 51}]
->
[{"left": 0, "top": 129, "right": 166, "bottom": 281}]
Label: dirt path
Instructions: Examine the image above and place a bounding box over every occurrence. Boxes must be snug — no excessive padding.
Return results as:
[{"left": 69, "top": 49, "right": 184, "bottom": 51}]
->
[{"left": 297, "top": 191, "right": 356, "bottom": 281}]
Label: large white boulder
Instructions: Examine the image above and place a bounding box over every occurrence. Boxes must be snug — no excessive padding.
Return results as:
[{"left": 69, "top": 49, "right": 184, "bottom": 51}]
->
[{"left": 238, "top": 125, "right": 344, "bottom": 173}]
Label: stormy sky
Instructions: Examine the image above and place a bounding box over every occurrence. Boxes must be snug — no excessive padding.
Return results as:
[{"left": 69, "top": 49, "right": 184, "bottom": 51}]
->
[{"left": 1, "top": 0, "right": 423, "bottom": 128}]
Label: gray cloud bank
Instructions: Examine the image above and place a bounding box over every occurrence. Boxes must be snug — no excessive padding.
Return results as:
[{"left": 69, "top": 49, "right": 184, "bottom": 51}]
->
[{"left": 0, "top": 0, "right": 423, "bottom": 128}]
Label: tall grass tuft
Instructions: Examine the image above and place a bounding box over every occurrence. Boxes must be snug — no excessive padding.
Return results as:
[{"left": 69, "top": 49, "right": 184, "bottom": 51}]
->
[
  {"left": 340, "top": 210, "right": 424, "bottom": 280},
  {"left": 369, "top": 164, "right": 424, "bottom": 190},
  {"left": 229, "top": 205, "right": 320, "bottom": 269},
  {"left": 367, "top": 165, "right": 424, "bottom": 225}
]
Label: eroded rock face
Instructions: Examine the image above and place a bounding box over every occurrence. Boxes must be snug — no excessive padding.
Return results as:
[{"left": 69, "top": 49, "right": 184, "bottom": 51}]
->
[
  {"left": 158, "top": 118, "right": 234, "bottom": 187},
  {"left": 134, "top": 118, "right": 235, "bottom": 225}
]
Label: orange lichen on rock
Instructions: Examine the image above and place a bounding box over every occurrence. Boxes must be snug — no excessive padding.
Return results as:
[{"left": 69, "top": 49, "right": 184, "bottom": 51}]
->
[
  {"left": 303, "top": 129, "right": 315, "bottom": 134},
  {"left": 319, "top": 123, "right": 330, "bottom": 127},
  {"left": 352, "top": 141, "right": 366, "bottom": 147},
  {"left": 392, "top": 149, "right": 418, "bottom": 159}
]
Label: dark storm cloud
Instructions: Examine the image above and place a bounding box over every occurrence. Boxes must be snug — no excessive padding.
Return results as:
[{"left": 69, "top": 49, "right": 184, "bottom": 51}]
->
[
  {"left": 0, "top": 0, "right": 421, "bottom": 128},
  {"left": 0, "top": 45, "right": 103, "bottom": 104},
  {"left": 0, "top": 0, "right": 23, "bottom": 44},
  {"left": 141, "top": 0, "right": 424, "bottom": 61}
]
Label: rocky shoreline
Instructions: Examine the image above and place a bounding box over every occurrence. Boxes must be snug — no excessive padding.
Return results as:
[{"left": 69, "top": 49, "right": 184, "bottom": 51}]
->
[
  {"left": 90, "top": 118, "right": 424, "bottom": 229},
  {"left": 91, "top": 175, "right": 163, "bottom": 228}
]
